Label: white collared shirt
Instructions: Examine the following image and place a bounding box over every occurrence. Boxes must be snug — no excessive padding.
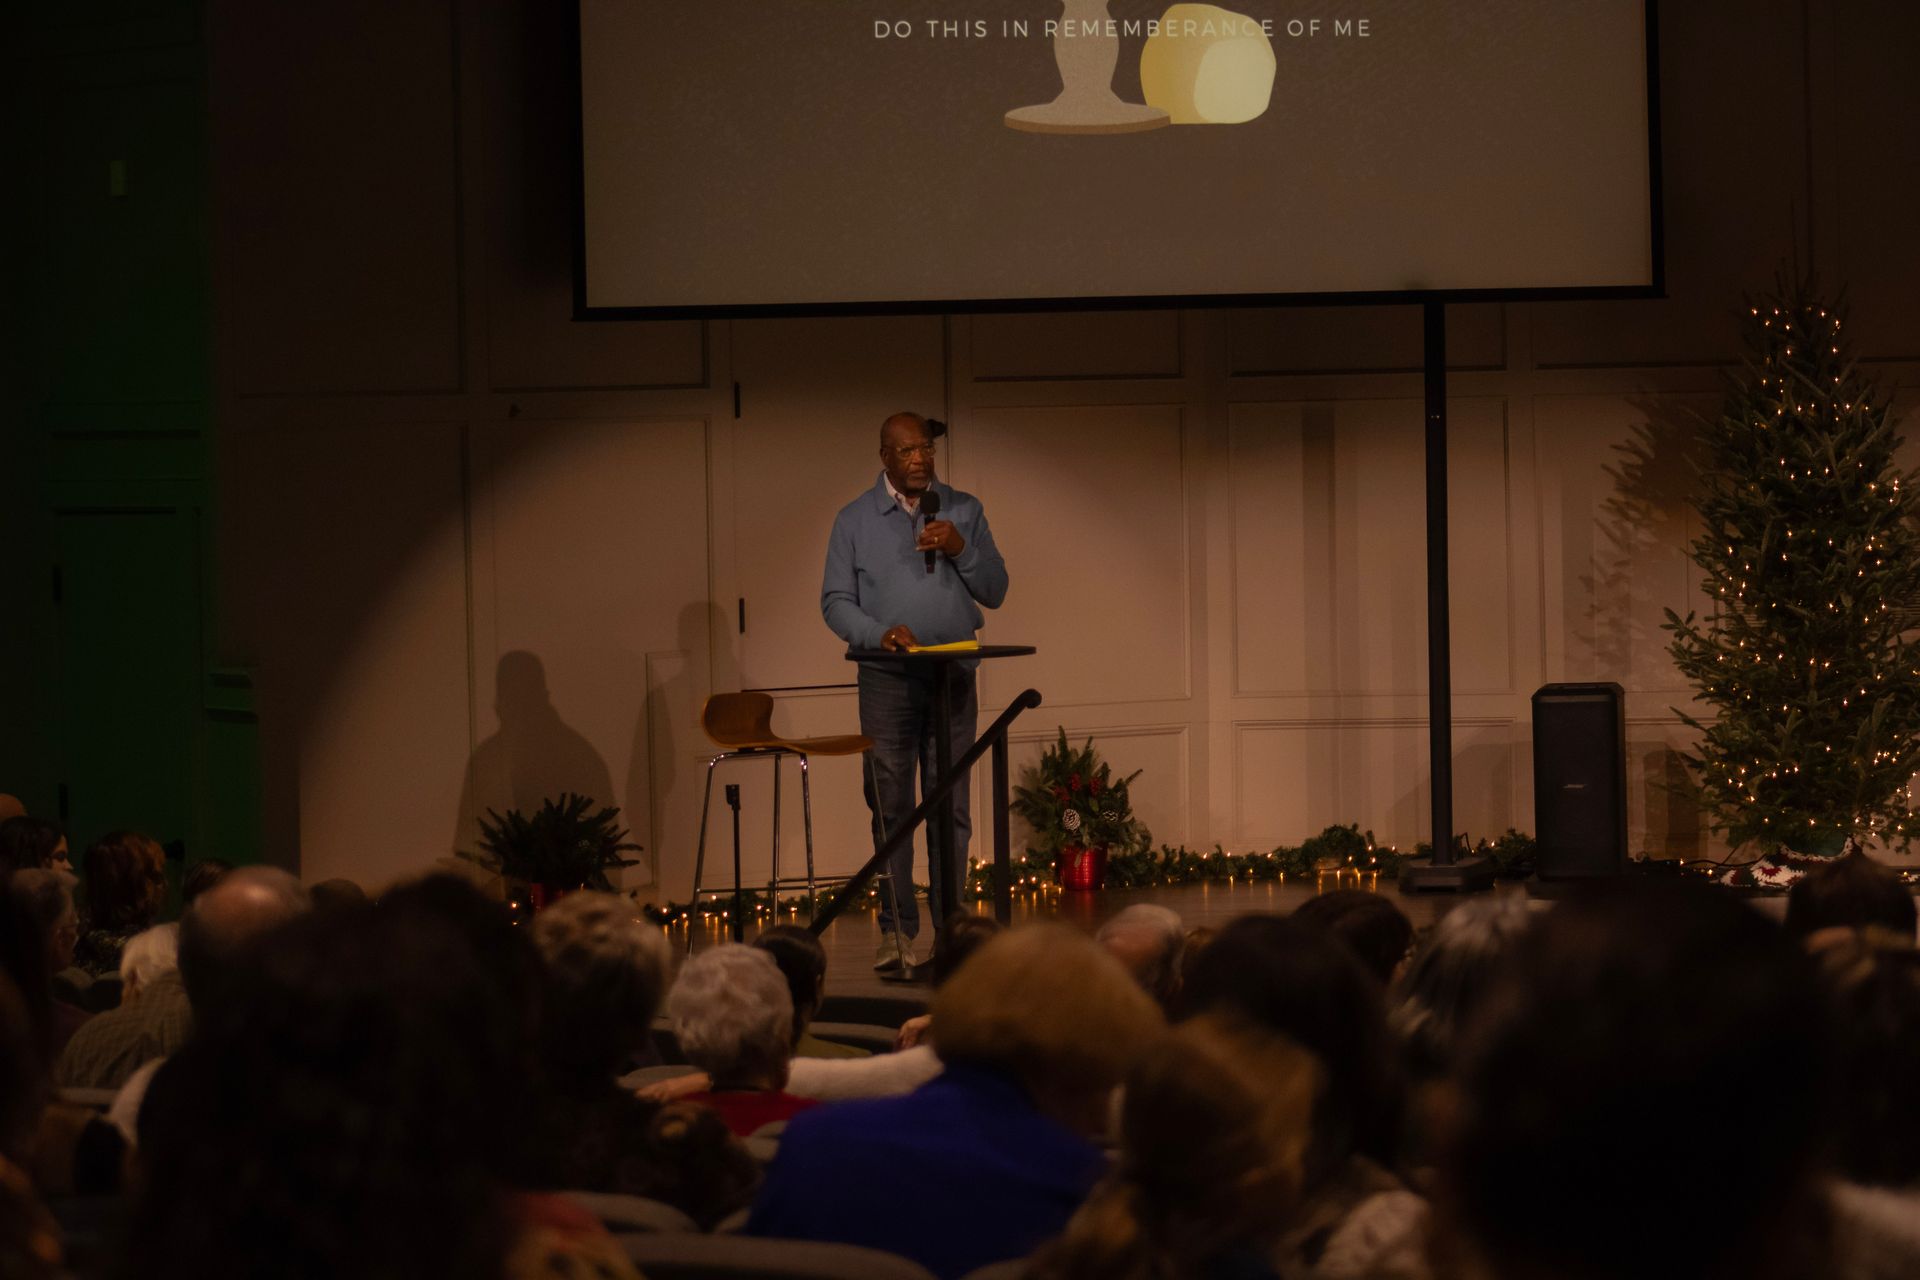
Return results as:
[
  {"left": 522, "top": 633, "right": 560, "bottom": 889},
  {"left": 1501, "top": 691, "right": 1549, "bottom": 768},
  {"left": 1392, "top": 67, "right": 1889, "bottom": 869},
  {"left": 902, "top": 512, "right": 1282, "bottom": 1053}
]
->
[{"left": 883, "top": 471, "right": 922, "bottom": 517}]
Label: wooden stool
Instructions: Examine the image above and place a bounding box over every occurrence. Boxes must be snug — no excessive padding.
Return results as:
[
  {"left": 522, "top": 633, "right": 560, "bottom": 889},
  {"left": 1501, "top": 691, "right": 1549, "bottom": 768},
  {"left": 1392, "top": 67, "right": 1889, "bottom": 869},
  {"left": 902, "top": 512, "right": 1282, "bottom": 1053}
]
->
[{"left": 687, "top": 692, "right": 871, "bottom": 948}]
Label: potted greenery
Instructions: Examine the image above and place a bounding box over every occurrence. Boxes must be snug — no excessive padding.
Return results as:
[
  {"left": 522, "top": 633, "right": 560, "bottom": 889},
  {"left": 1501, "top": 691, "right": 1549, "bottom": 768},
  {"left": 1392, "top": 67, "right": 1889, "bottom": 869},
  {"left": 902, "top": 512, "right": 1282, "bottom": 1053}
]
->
[
  {"left": 1011, "top": 729, "right": 1151, "bottom": 890},
  {"left": 474, "top": 793, "right": 642, "bottom": 910}
]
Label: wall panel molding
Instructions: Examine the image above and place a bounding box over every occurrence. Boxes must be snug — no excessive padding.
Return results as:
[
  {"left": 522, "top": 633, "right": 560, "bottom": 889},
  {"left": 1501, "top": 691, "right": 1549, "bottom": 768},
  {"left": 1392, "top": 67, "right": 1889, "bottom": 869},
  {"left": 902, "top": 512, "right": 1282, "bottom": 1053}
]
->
[{"left": 1227, "top": 396, "right": 1513, "bottom": 699}]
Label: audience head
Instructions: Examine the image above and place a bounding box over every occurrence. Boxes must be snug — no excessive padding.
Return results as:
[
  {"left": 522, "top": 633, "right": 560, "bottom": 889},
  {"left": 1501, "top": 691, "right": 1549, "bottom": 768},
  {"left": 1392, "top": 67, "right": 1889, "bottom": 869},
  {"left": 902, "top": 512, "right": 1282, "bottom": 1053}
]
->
[
  {"left": 0, "top": 816, "right": 68, "bottom": 878},
  {"left": 752, "top": 924, "right": 829, "bottom": 1046},
  {"left": 1806, "top": 928, "right": 1920, "bottom": 1187},
  {"left": 531, "top": 890, "right": 671, "bottom": 1082},
  {"left": 179, "top": 858, "right": 234, "bottom": 905},
  {"left": 0, "top": 882, "right": 52, "bottom": 1054},
  {"left": 0, "top": 964, "right": 57, "bottom": 1280},
  {"left": 667, "top": 944, "right": 794, "bottom": 1090},
  {"left": 1391, "top": 894, "right": 1535, "bottom": 1081},
  {"left": 0, "top": 971, "right": 42, "bottom": 1161},
  {"left": 1179, "top": 925, "right": 1216, "bottom": 989},
  {"left": 932, "top": 924, "right": 1164, "bottom": 1134},
  {"left": 80, "top": 830, "right": 167, "bottom": 931},
  {"left": 379, "top": 875, "right": 545, "bottom": 1068},
  {"left": 1032, "top": 1014, "right": 1318, "bottom": 1280},
  {"left": 0, "top": 794, "right": 23, "bottom": 825},
  {"left": 1292, "top": 889, "right": 1415, "bottom": 986},
  {"left": 131, "top": 891, "right": 527, "bottom": 1278},
  {"left": 1783, "top": 850, "right": 1916, "bottom": 942},
  {"left": 177, "top": 866, "right": 312, "bottom": 1016},
  {"left": 119, "top": 923, "right": 180, "bottom": 999},
  {"left": 1095, "top": 903, "right": 1186, "bottom": 1010},
  {"left": 1444, "top": 881, "right": 1834, "bottom": 1280},
  {"left": 308, "top": 877, "right": 368, "bottom": 911},
  {"left": 1178, "top": 913, "right": 1402, "bottom": 1185},
  {"left": 931, "top": 912, "right": 1003, "bottom": 989},
  {"left": 11, "top": 869, "right": 80, "bottom": 976}
]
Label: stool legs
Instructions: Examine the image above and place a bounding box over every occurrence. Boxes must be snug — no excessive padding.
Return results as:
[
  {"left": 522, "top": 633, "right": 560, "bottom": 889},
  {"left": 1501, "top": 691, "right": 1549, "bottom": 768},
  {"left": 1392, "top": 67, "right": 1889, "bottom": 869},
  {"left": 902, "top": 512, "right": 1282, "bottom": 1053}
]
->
[
  {"left": 799, "top": 753, "right": 817, "bottom": 913},
  {"left": 688, "top": 751, "right": 728, "bottom": 954},
  {"left": 769, "top": 753, "right": 783, "bottom": 909},
  {"left": 689, "top": 746, "right": 852, "bottom": 944}
]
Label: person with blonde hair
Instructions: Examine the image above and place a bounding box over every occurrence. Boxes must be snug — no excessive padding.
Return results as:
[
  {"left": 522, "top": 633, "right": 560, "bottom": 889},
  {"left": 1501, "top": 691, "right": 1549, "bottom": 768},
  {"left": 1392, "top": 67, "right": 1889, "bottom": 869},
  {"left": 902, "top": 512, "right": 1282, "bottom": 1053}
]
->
[
  {"left": 1029, "top": 1015, "right": 1317, "bottom": 1280},
  {"left": 748, "top": 923, "right": 1164, "bottom": 1279}
]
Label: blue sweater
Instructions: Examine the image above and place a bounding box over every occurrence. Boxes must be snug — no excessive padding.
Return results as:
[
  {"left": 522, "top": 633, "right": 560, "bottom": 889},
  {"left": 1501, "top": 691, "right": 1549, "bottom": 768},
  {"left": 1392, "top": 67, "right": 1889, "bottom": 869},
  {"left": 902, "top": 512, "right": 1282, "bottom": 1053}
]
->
[
  {"left": 821, "top": 474, "right": 1009, "bottom": 657},
  {"left": 746, "top": 1065, "right": 1107, "bottom": 1279}
]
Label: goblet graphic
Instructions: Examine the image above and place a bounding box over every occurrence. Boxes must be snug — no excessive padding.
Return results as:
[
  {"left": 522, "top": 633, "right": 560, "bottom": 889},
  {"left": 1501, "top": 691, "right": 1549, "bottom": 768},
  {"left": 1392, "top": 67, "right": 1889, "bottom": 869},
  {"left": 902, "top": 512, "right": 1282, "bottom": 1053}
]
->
[{"left": 1005, "top": 0, "right": 1170, "bottom": 134}]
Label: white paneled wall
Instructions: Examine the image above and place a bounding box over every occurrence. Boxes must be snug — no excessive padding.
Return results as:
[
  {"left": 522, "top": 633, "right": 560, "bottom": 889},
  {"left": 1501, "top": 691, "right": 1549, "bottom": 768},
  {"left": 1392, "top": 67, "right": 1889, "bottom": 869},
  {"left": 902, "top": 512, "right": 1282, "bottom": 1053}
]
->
[
  {"left": 968, "top": 404, "right": 1193, "bottom": 706},
  {"left": 228, "top": 331, "right": 1920, "bottom": 894},
  {"left": 465, "top": 417, "right": 712, "bottom": 888},
  {"left": 222, "top": 420, "right": 472, "bottom": 890},
  {"left": 208, "top": 0, "right": 1920, "bottom": 890}
]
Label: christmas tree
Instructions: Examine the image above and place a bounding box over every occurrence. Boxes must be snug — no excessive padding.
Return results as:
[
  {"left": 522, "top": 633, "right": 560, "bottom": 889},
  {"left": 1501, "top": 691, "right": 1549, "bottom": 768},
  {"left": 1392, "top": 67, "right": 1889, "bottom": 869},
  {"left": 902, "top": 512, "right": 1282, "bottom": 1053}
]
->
[{"left": 1664, "top": 279, "right": 1920, "bottom": 882}]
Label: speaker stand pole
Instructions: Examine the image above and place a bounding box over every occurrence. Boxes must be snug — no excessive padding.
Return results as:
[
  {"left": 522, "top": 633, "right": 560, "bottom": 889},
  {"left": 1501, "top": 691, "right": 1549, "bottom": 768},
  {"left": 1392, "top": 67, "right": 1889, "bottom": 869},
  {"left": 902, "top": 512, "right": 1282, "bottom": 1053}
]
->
[{"left": 1402, "top": 301, "right": 1494, "bottom": 893}]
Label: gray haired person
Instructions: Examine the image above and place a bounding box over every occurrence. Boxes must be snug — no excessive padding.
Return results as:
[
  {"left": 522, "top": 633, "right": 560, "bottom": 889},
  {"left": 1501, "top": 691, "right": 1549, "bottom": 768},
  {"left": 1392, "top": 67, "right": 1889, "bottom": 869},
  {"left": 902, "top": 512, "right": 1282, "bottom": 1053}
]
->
[
  {"left": 1096, "top": 903, "right": 1186, "bottom": 1011},
  {"left": 531, "top": 891, "right": 672, "bottom": 1083},
  {"left": 666, "top": 944, "right": 818, "bottom": 1136},
  {"left": 118, "top": 923, "right": 180, "bottom": 1000}
]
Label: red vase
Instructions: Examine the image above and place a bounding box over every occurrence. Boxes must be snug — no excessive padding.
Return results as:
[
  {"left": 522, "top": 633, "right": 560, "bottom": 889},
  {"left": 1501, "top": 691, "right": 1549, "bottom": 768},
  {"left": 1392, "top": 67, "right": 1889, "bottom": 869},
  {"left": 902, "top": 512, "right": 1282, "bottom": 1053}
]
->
[
  {"left": 527, "top": 883, "right": 574, "bottom": 913},
  {"left": 1055, "top": 844, "right": 1108, "bottom": 891}
]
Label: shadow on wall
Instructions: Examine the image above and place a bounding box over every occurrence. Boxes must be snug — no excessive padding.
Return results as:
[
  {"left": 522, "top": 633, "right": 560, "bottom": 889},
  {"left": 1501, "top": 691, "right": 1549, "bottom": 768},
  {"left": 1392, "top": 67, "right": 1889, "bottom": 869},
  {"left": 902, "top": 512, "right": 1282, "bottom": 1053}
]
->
[
  {"left": 625, "top": 600, "right": 728, "bottom": 898},
  {"left": 1580, "top": 400, "right": 1708, "bottom": 682},
  {"left": 452, "top": 650, "right": 614, "bottom": 862},
  {"left": 1380, "top": 733, "right": 1512, "bottom": 849},
  {"left": 1584, "top": 401, "right": 1713, "bottom": 859},
  {"left": 1641, "top": 743, "right": 1704, "bottom": 859}
]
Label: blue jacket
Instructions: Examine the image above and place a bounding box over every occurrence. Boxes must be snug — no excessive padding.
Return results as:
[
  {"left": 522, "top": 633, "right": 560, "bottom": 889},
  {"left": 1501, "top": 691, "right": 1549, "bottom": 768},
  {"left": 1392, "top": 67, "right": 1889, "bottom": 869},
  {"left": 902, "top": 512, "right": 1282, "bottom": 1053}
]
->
[
  {"left": 820, "top": 474, "right": 1009, "bottom": 654},
  {"left": 746, "top": 1065, "right": 1106, "bottom": 1279}
]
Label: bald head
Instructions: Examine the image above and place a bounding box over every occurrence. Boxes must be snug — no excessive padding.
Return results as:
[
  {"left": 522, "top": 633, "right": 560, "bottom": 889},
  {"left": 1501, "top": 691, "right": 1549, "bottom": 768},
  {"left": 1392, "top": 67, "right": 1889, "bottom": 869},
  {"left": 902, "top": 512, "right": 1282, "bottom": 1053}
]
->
[
  {"left": 0, "top": 795, "right": 24, "bottom": 825},
  {"left": 179, "top": 866, "right": 312, "bottom": 1014},
  {"left": 879, "top": 413, "right": 936, "bottom": 497},
  {"left": 880, "top": 412, "right": 927, "bottom": 446}
]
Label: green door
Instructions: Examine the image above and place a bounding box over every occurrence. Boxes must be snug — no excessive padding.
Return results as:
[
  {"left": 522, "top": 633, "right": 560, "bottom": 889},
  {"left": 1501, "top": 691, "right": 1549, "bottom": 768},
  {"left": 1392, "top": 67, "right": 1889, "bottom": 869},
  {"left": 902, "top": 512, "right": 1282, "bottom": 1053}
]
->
[{"left": 53, "top": 506, "right": 201, "bottom": 855}]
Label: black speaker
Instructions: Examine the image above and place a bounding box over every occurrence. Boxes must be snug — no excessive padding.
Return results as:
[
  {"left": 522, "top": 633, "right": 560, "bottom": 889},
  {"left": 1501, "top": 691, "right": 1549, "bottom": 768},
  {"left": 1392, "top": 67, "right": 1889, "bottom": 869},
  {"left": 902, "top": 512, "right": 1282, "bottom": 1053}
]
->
[{"left": 1532, "top": 682, "right": 1627, "bottom": 879}]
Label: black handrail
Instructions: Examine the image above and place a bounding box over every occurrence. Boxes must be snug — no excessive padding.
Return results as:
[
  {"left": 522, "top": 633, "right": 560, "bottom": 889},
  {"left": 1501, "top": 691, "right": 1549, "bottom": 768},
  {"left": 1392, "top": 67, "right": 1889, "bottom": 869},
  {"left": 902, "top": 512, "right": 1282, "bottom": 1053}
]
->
[{"left": 809, "top": 688, "right": 1042, "bottom": 934}]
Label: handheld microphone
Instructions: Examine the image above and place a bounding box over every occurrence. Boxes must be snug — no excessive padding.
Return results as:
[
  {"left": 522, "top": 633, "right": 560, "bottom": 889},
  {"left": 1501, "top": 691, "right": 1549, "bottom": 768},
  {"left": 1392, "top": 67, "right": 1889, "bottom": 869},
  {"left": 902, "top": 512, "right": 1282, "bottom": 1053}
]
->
[{"left": 921, "top": 489, "right": 942, "bottom": 574}]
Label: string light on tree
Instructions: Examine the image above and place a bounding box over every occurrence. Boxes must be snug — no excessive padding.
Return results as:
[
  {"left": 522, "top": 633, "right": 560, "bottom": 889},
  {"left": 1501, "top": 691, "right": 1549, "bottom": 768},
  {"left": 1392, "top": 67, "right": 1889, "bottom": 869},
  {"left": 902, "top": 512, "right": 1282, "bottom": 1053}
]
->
[{"left": 1664, "top": 277, "right": 1920, "bottom": 885}]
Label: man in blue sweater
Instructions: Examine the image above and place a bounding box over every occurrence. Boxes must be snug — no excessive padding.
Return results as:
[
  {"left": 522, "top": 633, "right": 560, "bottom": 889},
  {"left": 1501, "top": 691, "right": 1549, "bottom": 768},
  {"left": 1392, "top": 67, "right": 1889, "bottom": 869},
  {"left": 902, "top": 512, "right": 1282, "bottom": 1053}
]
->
[{"left": 821, "top": 413, "right": 1009, "bottom": 969}]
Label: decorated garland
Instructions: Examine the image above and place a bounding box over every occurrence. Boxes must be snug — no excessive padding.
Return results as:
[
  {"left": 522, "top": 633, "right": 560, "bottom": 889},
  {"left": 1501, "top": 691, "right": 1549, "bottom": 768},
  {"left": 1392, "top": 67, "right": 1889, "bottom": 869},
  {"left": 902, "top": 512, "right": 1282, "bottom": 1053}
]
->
[{"left": 643, "top": 826, "right": 1545, "bottom": 922}]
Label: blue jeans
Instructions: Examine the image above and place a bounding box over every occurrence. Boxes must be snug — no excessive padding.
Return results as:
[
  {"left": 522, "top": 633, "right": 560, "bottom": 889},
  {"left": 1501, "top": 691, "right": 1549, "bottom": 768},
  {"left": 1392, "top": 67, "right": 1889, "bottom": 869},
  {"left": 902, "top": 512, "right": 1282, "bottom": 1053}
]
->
[{"left": 858, "top": 662, "right": 976, "bottom": 939}]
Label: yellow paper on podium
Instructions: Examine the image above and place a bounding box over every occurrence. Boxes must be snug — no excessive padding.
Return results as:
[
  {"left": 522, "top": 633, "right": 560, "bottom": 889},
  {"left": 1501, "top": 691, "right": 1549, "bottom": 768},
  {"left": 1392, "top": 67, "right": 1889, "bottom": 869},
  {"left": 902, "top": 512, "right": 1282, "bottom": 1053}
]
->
[{"left": 905, "top": 640, "right": 981, "bottom": 654}]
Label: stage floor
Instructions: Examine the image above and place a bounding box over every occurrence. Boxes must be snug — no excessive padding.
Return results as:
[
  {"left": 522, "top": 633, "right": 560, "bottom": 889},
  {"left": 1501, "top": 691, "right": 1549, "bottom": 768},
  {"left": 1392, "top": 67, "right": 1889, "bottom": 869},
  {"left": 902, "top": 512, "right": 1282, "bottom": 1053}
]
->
[{"left": 672, "top": 875, "right": 1521, "bottom": 1001}]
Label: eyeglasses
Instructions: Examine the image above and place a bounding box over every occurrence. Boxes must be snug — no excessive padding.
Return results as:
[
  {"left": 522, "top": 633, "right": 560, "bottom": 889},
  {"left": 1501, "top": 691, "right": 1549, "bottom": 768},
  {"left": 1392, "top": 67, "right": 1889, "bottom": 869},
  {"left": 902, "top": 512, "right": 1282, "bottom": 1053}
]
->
[{"left": 885, "top": 443, "right": 937, "bottom": 460}]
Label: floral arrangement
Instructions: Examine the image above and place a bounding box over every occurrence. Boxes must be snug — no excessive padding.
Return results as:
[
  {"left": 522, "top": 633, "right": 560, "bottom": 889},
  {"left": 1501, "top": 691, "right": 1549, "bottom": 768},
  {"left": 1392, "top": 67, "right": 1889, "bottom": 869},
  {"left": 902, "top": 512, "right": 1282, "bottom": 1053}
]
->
[{"left": 1010, "top": 728, "right": 1153, "bottom": 858}]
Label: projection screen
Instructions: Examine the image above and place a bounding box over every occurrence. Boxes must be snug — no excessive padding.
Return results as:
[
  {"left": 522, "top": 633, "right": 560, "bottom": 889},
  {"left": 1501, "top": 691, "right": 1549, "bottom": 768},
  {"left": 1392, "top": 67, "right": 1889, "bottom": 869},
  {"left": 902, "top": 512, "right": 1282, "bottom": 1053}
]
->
[{"left": 576, "top": 0, "right": 1660, "bottom": 315}]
